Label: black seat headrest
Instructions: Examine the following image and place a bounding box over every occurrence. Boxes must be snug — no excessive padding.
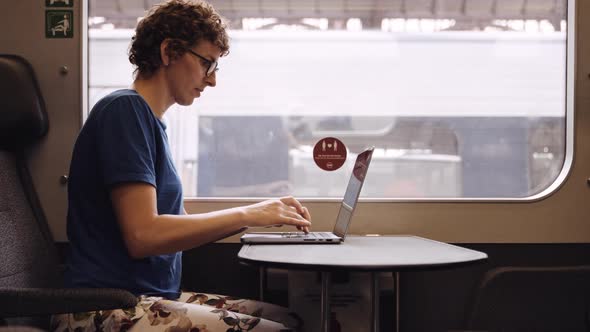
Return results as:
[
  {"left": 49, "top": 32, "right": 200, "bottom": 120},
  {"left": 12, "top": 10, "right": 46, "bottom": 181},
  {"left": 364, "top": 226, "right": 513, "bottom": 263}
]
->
[{"left": 0, "top": 55, "right": 48, "bottom": 151}]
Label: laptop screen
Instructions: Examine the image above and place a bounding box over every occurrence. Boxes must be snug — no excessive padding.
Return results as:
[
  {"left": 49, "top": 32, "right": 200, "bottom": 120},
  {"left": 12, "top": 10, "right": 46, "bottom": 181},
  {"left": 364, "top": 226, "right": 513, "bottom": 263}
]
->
[{"left": 333, "top": 147, "right": 374, "bottom": 238}]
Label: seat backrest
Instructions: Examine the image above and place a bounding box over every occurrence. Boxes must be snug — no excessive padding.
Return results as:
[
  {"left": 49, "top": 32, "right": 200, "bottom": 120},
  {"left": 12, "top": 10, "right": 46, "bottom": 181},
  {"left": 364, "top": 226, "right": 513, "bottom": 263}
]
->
[
  {"left": 0, "top": 54, "right": 60, "bottom": 291},
  {"left": 467, "top": 265, "right": 590, "bottom": 332}
]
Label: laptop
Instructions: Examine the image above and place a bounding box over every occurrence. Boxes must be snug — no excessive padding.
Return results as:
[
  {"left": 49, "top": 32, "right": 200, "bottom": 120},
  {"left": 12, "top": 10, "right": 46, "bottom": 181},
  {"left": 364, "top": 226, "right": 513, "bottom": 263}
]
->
[{"left": 240, "top": 147, "right": 374, "bottom": 244}]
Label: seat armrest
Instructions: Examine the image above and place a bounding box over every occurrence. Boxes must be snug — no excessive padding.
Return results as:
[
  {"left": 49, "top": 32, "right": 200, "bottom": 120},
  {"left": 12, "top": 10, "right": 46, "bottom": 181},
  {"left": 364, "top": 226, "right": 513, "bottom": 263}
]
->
[{"left": 0, "top": 287, "right": 138, "bottom": 317}]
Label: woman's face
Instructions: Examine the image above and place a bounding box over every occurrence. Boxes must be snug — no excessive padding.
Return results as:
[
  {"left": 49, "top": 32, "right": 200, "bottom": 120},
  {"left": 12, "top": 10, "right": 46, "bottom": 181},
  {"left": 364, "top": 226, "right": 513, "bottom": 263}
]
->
[{"left": 165, "top": 40, "right": 221, "bottom": 106}]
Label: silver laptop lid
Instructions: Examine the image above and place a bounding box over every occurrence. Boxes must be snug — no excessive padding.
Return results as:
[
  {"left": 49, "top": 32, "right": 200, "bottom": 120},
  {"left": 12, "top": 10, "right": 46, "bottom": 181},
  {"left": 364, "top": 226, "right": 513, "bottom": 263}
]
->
[{"left": 332, "top": 147, "right": 374, "bottom": 238}]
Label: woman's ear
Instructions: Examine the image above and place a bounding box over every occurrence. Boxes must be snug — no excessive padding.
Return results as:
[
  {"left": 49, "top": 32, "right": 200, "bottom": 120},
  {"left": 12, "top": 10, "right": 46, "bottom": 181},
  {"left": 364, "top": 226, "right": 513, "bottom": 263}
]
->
[{"left": 160, "top": 39, "right": 171, "bottom": 67}]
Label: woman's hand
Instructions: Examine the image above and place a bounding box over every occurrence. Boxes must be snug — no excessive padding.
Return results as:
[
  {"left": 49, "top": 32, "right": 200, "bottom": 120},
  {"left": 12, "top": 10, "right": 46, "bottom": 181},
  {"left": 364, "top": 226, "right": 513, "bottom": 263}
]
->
[{"left": 241, "top": 196, "right": 311, "bottom": 232}]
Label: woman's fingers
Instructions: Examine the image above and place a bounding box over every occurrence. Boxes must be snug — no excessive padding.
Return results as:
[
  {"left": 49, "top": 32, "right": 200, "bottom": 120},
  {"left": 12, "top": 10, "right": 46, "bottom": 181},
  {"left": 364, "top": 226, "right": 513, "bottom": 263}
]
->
[
  {"left": 280, "top": 216, "right": 311, "bottom": 227},
  {"left": 289, "top": 206, "right": 310, "bottom": 233},
  {"left": 280, "top": 196, "right": 305, "bottom": 215},
  {"left": 301, "top": 206, "right": 311, "bottom": 233},
  {"left": 245, "top": 197, "right": 311, "bottom": 230},
  {"left": 278, "top": 196, "right": 311, "bottom": 232},
  {"left": 278, "top": 208, "right": 310, "bottom": 226},
  {"left": 283, "top": 210, "right": 310, "bottom": 224}
]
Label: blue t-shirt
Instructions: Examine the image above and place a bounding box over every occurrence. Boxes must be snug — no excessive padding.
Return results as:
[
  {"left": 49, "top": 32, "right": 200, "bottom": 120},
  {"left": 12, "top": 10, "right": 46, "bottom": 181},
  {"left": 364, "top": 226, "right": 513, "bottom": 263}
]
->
[{"left": 65, "top": 89, "right": 183, "bottom": 299}]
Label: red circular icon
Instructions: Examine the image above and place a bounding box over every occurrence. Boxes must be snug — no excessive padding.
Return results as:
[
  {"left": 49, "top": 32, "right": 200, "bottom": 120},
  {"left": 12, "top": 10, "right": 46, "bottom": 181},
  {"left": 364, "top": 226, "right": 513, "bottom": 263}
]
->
[{"left": 313, "top": 137, "right": 347, "bottom": 171}]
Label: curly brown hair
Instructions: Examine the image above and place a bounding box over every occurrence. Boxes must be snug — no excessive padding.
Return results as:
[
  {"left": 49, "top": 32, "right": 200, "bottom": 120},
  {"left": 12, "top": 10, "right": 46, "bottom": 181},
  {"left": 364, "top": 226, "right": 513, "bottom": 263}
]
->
[{"left": 128, "top": 0, "right": 230, "bottom": 79}]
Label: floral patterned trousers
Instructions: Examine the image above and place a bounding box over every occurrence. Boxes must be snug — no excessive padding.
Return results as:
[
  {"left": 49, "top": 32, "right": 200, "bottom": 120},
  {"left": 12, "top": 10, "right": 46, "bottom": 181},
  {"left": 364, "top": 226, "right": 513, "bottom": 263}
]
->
[{"left": 50, "top": 291, "right": 302, "bottom": 332}]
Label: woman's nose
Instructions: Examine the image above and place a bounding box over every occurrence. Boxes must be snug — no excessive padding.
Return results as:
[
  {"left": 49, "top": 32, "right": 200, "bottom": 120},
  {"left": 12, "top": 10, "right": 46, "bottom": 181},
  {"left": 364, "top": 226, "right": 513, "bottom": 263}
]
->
[{"left": 205, "top": 71, "right": 216, "bottom": 87}]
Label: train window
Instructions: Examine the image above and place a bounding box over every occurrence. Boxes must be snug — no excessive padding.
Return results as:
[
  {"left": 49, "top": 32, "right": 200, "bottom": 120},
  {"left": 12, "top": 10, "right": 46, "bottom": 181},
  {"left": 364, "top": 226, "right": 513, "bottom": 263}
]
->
[{"left": 88, "top": 0, "right": 568, "bottom": 199}]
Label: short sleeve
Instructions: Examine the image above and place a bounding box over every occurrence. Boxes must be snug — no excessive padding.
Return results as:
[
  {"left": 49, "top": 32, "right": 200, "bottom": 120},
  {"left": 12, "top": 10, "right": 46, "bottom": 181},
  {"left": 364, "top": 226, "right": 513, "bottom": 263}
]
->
[{"left": 96, "top": 96, "right": 157, "bottom": 188}]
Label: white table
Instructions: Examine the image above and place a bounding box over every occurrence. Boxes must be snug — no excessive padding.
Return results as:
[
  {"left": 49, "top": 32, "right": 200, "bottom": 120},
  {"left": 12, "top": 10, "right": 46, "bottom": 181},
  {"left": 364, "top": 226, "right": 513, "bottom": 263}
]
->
[{"left": 238, "top": 235, "right": 488, "bottom": 332}]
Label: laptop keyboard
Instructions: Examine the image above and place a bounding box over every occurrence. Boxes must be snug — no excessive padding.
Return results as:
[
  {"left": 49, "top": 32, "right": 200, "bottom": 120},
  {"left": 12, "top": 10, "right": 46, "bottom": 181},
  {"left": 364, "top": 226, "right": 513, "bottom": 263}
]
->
[{"left": 281, "top": 232, "right": 333, "bottom": 238}]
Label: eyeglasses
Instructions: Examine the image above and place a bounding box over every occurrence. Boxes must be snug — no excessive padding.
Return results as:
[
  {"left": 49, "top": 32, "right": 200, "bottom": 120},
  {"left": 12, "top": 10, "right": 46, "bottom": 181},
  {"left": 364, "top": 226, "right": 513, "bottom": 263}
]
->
[{"left": 186, "top": 49, "right": 218, "bottom": 77}]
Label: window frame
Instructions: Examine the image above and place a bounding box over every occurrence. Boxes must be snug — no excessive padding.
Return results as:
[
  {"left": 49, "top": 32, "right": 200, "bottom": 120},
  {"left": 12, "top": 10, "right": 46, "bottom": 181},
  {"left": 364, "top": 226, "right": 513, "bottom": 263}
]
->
[{"left": 83, "top": 0, "right": 575, "bottom": 204}]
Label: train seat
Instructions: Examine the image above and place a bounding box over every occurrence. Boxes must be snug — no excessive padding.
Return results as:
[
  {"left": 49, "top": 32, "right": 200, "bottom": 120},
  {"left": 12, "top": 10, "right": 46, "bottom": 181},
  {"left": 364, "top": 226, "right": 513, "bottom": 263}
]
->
[
  {"left": 0, "top": 54, "right": 137, "bottom": 329},
  {"left": 465, "top": 265, "right": 590, "bottom": 332}
]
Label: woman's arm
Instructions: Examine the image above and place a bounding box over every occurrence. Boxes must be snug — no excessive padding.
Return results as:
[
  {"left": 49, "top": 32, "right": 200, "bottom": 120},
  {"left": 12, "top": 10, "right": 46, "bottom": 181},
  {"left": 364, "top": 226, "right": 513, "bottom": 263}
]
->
[{"left": 111, "top": 182, "right": 311, "bottom": 259}]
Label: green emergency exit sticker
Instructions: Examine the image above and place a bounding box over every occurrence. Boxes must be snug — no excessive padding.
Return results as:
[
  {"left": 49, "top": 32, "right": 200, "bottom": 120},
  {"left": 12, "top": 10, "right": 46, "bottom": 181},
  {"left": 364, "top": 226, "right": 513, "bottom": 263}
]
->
[
  {"left": 46, "top": 0, "right": 73, "bottom": 7},
  {"left": 46, "top": 10, "right": 73, "bottom": 38}
]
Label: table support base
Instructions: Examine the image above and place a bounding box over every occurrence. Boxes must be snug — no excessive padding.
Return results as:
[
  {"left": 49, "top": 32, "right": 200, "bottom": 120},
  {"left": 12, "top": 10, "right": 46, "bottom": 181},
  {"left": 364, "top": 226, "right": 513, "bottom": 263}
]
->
[
  {"left": 371, "top": 272, "right": 380, "bottom": 332},
  {"left": 320, "top": 272, "right": 331, "bottom": 332},
  {"left": 259, "top": 267, "right": 266, "bottom": 302},
  {"left": 394, "top": 271, "right": 400, "bottom": 332}
]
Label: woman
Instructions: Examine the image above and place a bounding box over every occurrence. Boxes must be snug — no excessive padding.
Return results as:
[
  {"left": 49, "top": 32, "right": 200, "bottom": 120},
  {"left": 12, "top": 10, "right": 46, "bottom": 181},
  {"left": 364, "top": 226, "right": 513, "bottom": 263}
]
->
[{"left": 52, "top": 1, "right": 311, "bottom": 331}]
